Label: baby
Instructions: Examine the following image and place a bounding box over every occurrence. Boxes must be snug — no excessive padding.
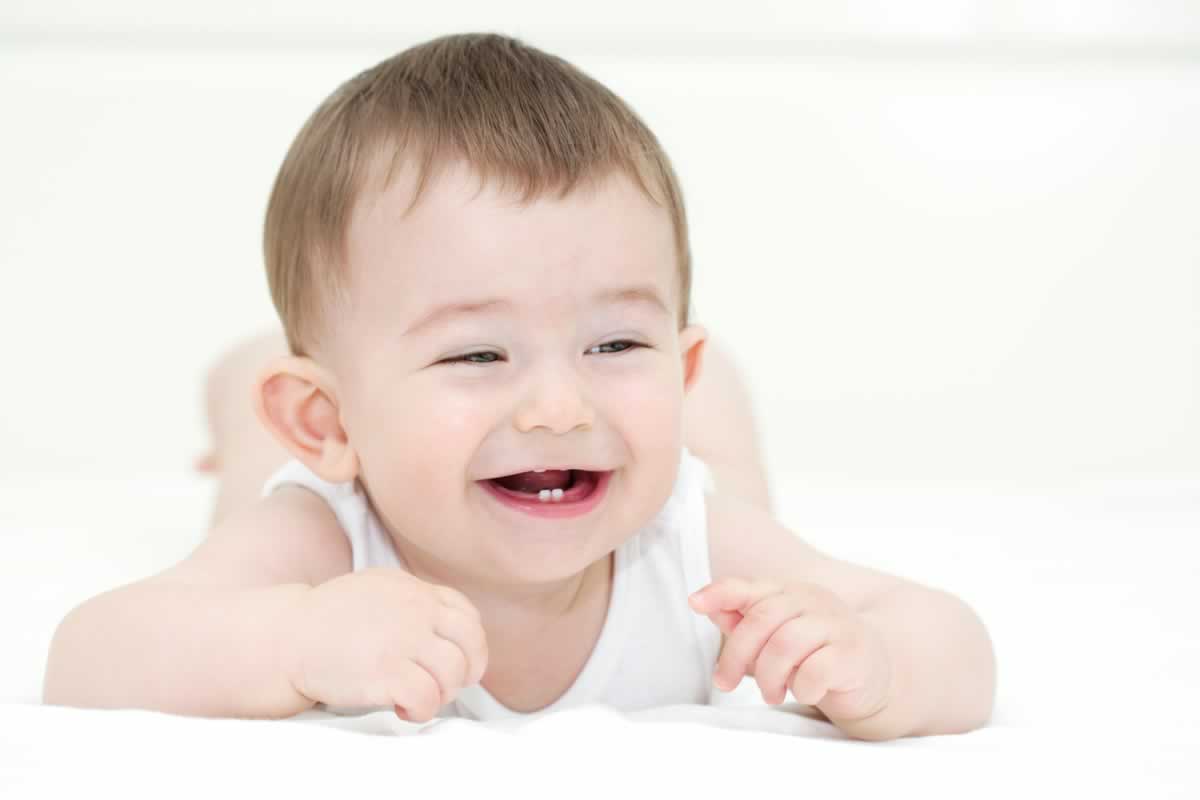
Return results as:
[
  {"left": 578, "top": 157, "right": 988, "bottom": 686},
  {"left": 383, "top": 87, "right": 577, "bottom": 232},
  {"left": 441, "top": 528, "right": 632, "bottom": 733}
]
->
[{"left": 43, "top": 33, "right": 994, "bottom": 740}]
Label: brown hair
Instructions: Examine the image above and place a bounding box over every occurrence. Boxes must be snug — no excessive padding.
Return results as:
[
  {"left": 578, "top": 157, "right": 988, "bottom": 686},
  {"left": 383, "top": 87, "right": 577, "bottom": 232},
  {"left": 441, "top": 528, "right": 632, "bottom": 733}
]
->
[{"left": 263, "top": 32, "right": 693, "bottom": 357}]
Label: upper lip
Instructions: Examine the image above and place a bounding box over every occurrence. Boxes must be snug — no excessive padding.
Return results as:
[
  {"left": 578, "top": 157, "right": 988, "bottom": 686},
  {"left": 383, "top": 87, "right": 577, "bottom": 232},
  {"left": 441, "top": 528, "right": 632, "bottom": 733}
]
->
[{"left": 482, "top": 466, "right": 612, "bottom": 481}]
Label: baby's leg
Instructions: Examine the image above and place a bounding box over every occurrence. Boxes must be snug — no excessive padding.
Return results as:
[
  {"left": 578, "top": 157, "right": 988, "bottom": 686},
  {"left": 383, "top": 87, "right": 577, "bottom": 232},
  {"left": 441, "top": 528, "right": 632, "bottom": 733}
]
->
[
  {"left": 197, "top": 331, "right": 293, "bottom": 529},
  {"left": 198, "top": 329, "right": 772, "bottom": 528},
  {"left": 681, "top": 340, "right": 772, "bottom": 512}
]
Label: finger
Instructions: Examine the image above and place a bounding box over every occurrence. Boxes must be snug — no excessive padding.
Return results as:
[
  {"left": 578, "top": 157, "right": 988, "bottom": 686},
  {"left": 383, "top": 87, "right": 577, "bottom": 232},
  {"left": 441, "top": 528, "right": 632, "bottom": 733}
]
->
[
  {"left": 411, "top": 636, "right": 471, "bottom": 707},
  {"left": 789, "top": 644, "right": 840, "bottom": 706},
  {"left": 713, "top": 591, "right": 805, "bottom": 690},
  {"left": 752, "top": 616, "right": 829, "bottom": 705},
  {"left": 391, "top": 660, "right": 444, "bottom": 723},
  {"left": 689, "top": 577, "right": 780, "bottom": 615},
  {"left": 433, "top": 584, "right": 482, "bottom": 622},
  {"left": 707, "top": 609, "right": 744, "bottom": 636},
  {"left": 434, "top": 606, "right": 490, "bottom": 686}
]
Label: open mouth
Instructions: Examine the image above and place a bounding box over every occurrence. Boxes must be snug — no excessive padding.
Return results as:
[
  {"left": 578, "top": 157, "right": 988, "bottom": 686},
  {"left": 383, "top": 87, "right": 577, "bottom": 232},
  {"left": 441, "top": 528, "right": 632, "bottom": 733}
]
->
[
  {"left": 478, "top": 469, "right": 611, "bottom": 518},
  {"left": 487, "top": 469, "right": 596, "bottom": 503}
]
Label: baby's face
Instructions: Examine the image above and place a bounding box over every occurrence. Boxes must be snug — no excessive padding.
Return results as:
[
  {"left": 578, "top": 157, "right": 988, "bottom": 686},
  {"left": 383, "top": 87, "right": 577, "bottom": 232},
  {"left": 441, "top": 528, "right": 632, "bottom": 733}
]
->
[{"left": 329, "top": 159, "right": 704, "bottom": 585}]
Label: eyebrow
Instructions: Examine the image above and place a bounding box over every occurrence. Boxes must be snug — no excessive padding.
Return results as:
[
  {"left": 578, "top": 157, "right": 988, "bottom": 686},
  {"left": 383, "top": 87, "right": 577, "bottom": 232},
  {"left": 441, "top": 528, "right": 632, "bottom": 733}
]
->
[{"left": 402, "top": 284, "right": 671, "bottom": 337}]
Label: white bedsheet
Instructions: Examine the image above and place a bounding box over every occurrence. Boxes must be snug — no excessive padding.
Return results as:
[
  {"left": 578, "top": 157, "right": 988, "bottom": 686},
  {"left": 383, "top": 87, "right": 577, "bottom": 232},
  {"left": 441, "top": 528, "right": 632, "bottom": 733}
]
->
[{"left": 2, "top": 472, "right": 1198, "bottom": 797}]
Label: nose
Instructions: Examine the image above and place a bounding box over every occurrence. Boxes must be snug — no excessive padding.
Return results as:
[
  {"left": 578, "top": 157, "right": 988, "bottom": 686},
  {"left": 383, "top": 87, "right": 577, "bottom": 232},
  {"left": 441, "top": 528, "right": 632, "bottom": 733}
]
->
[{"left": 513, "top": 362, "right": 595, "bottom": 436}]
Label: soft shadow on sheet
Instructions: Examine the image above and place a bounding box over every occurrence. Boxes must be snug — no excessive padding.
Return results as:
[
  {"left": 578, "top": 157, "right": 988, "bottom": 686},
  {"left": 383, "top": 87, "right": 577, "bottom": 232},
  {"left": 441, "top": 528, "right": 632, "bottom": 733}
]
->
[{"left": 288, "top": 698, "right": 842, "bottom": 739}]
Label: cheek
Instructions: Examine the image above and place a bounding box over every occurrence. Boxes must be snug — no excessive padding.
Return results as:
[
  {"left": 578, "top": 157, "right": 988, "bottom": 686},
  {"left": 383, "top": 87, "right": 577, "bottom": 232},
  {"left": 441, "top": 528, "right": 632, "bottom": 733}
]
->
[
  {"left": 405, "top": 389, "right": 490, "bottom": 460},
  {"left": 352, "top": 379, "right": 492, "bottom": 485},
  {"left": 598, "top": 364, "right": 685, "bottom": 449}
]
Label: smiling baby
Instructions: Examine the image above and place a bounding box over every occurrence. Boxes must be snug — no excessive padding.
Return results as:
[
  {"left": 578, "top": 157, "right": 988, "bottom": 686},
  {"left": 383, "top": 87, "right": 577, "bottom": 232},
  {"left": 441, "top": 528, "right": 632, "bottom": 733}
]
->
[{"left": 44, "top": 33, "right": 994, "bottom": 740}]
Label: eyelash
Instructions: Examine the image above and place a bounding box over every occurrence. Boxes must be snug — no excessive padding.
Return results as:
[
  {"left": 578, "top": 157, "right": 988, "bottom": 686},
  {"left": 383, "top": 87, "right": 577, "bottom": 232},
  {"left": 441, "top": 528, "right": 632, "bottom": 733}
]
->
[{"left": 442, "top": 340, "right": 645, "bottom": 365}]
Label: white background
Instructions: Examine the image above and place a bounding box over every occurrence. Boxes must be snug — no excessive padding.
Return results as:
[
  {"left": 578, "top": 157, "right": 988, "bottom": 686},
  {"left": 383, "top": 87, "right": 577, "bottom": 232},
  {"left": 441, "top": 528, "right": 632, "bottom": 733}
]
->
[
  {"left": 3, "top": 8, "right": 1199, "bottom": 793},
  {"left": 2, "top": 2, "right": 1197, "bottom": 489}
]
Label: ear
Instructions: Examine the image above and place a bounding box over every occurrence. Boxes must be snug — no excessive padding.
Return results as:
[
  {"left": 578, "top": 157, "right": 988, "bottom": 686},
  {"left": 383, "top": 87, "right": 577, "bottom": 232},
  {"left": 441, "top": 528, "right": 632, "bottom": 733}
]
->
[
  {"left": 678, "top": 323, "right": 708, "bottom": 395},
  {"left": 253, "top": 355, "right": 359, "bottom": 483}
]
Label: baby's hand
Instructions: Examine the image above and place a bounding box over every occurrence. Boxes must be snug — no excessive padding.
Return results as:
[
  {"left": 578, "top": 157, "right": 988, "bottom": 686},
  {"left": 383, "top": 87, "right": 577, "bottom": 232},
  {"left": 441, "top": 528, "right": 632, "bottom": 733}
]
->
[
  {"left": 281, "top": 568, "right": 488, "bottom": 722},
  {"left": 688, "top": 577, "right": 892, "bottom": 725}
]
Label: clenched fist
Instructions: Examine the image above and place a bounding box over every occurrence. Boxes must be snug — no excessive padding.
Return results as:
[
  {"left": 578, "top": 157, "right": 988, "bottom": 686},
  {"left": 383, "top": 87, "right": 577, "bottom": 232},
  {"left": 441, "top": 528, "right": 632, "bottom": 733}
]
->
[{"left": 281, "top": 568, "right": 489, "bottom": 722}]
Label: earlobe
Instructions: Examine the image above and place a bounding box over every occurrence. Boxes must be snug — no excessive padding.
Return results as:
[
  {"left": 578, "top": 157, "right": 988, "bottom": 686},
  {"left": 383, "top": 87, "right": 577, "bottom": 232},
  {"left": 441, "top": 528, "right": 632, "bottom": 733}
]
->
[
  {"left": 679, "top": 324, "right": 708, "bottom": 394},
  {"left": 253, "top": 355, "right": 359, "bottom": 483}
]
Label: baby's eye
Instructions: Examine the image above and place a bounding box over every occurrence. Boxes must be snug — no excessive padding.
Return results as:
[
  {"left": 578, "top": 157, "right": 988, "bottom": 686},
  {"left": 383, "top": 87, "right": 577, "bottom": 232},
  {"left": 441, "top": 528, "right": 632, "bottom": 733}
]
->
[
  {"left": 443, "top": 351, "right": 502, "bottom": 365},
  {"left": 588, "top": 340, "right": 643, "bottom": 355},
  {"left": 441, "top": 341, "right": 643, "bottom": 366}
]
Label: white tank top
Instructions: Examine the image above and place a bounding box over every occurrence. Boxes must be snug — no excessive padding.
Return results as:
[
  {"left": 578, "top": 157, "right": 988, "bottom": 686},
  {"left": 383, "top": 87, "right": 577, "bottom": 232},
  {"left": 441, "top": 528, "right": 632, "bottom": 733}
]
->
[{"left": 261, "top": 447, "right": 721, "bottom": 721}]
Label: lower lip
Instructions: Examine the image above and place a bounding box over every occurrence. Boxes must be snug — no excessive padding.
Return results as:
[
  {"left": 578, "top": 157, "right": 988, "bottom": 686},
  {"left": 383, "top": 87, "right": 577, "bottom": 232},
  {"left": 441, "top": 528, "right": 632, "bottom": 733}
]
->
[{"left": 478, "top": 470, "right": 612, "bottom": 519}]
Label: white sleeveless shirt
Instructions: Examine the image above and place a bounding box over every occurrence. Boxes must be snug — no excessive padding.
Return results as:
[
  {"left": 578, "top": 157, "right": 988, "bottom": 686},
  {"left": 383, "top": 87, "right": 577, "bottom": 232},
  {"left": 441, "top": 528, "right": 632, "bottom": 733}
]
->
[{"left": 261, "top": 447, "right": 721, "bottom": 721}]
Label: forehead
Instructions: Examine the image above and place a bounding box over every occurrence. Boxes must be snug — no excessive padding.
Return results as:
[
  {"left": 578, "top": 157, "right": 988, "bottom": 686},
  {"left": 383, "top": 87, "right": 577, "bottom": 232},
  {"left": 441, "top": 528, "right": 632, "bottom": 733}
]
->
[{"left": 342, "top": 157, "right": 678, "bottom": 325}]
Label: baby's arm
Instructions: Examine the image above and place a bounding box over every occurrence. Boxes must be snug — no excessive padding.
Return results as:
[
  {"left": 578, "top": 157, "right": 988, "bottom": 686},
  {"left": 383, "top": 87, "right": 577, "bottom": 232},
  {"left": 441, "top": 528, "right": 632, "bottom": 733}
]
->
[
  {"left": 698, "top": 490, "right": 995, "bottom": 739},
  {"left": 42, "top": 487, "right": 350, "bottom": 718}
]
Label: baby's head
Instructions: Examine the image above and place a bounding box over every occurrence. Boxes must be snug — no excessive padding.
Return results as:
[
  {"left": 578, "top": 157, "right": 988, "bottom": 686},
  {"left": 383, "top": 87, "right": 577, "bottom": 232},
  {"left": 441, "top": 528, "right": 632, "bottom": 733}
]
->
[{"left": 256, "top": 33, "right": 706, "bottom": 585}]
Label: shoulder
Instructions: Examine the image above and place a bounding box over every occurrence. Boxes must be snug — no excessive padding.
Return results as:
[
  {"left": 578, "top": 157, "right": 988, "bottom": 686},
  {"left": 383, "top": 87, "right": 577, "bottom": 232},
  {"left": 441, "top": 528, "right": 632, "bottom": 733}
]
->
[
  {"left": 154, "top": 485, "right": 351, "bottom": 588},
  {"left": 704, "top": 489, "right": 906, "bottom": 612}
]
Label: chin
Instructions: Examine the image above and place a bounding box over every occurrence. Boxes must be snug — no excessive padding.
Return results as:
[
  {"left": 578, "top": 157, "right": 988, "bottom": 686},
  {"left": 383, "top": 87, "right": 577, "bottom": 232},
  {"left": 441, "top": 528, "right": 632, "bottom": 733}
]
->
[{"left": 481, "top": 526, "right": 618, "bottom": 583}]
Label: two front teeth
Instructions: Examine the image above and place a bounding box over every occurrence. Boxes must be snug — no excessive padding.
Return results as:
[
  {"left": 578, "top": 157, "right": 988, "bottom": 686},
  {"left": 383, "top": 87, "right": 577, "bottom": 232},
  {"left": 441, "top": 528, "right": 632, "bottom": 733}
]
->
[{"left": 530, "top": 467, "right": 567, "bottom": 502}]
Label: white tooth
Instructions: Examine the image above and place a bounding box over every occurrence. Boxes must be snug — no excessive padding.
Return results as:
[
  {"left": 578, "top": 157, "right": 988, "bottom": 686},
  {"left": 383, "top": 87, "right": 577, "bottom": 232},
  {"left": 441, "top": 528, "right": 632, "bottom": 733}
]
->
[
  {"left": 538, "top": 489, "right": 551, "bottom": 502},
  {"left": 534, "top": 468, "right": 546, "bottom": 473},
  {"left": 551, "top": 488, "right": 564, "bottom": 502}
]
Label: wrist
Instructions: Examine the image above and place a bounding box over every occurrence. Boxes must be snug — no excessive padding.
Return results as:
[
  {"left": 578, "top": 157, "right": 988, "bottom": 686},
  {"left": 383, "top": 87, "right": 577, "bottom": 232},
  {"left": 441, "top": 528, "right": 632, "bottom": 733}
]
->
[
  {"left": 824, "top": 612, "right": 918, "bottom": 741},
  {"left": 825, "top": 692, "right": 916, "bottom": 742},
  {"left": 270, "top": 583, "right": 320, "bottom": 715}
]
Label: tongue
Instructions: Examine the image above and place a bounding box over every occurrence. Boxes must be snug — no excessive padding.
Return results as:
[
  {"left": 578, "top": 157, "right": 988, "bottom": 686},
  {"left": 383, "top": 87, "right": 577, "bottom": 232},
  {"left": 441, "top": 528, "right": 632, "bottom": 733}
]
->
[{"left": 494, "top": 470, "right": 572, "bottom": 493}]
